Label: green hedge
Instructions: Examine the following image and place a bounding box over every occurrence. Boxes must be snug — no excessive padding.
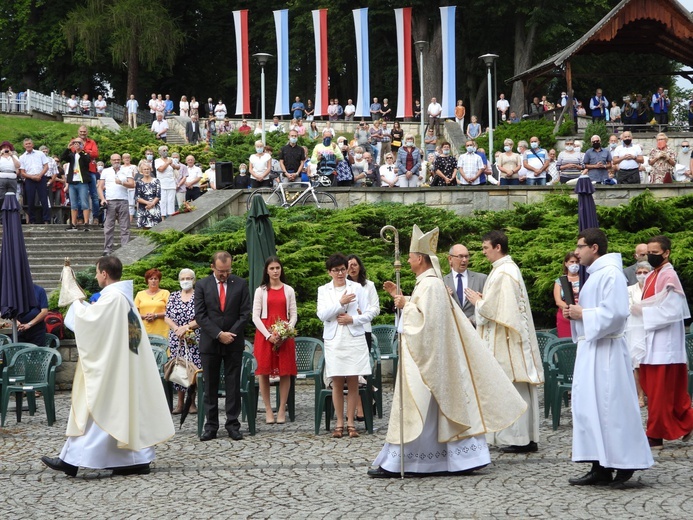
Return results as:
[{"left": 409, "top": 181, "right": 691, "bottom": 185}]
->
[{"left": 56, "top": 190, "right": 693, "bottom": 338}]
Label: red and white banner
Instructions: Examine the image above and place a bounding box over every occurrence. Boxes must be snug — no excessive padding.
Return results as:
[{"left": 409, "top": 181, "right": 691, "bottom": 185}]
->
[
  {"left": 312, "top": 9, "right": 328, "bottom": 117},
  {"left": 395, "top": 8, "right": 413, "bottom": 119},
  {"left": 233, "top": 10, "right": 250, "bottom": 115}
]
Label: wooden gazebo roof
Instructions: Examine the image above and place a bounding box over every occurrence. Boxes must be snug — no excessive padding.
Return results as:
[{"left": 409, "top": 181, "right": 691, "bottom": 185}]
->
[{"left": 508, "top": 0, "right": 693, "bottom": 83}]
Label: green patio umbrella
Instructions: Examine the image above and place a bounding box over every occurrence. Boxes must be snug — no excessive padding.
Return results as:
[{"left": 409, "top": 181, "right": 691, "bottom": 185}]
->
[{"left": 246, "top": 196, "right": 276, "bottom": 294}]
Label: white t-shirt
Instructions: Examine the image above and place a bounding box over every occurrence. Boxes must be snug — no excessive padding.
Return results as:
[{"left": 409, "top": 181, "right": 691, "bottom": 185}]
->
[
  {"left": 67, "top": 98, "right": 79, "bottom": 112},
  {"left": 0, "top": 155, "right": 18, "bottom": 178},
  {"left": 249, "top": 153, "right": 271, "bottom": 178},
  {"left": 427, "top": 102, "right": 442, "bottom": 117},
  {"left": 101, "top": 166, "right": 133, "bottom": 200},
  {"left": 380, "top": 164, "right": 397, "bottom": 186},
  {"left": 613, "top": 144, "right": 642, "bottom": 170},
  {"left": 186, "top": 165, "right": 202, "bottom": 187},
  {"left": 154, "top": 158, "right": 176, "bottom": 190},
  {"left": 94, "top": 99, "right": 107, "bottom": 114},
  {"left": 496, "top": 99, "right": 510, "bottom": 112},
  {"left": 344, "top": 104, "right": 356, "bottom": 116}
]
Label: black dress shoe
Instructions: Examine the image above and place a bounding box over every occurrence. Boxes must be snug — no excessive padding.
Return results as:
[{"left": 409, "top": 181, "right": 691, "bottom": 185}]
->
[
  {"left": 569, "top": 466, "right": 613, "bottom": 486},
  {"left": 41, "top": 456, "right": 78, "bottom": 477},
  {"left": 500, "top": 441, "right": 538, "bottom": 454},
  {"left": 228, "top": 430, "right": 244, "bottom": 441},
  {"left": 111, "top": 463, "right": 151, "bottom": 476},
  {"left": 367, "top": 466, "right": 402, "bottom": 478},
  {"left": 200, "top": 430, "right": 217, "bottom": 441},
  {"left": 608, "top": 469, "right": 635, "bottom": 488}
]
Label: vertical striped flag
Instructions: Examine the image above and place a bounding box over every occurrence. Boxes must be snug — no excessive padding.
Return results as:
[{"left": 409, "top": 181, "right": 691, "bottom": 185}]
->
[
  {"left": 233, "top": 10, "right": 250, "bottom": 115},
  {"left": 440, "top": 6, "right": 457, "bottom": 118},
  {"left": 274, "top": 10, "right": 289, "bottom": 116},
  {"left": 394, "top": 8, "right": 413, "bottom": 119},
  {"left": 312, "top": 9, "right": 328, "bottom": 117},
  {"left": 352, "top": 8, "right": 370, "bottom": 119}
]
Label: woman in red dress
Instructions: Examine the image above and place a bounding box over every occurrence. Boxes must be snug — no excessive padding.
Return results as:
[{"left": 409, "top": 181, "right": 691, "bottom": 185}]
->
[
  {"left": 553, "top": 252, "right": 580, "bottom": 338},
  {"left": 252, "top": 256, "right": 298, "bottom": 424}
]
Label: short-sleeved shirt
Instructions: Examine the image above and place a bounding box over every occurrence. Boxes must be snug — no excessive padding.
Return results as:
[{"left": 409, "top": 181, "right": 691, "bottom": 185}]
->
[
  {"left": 612, "top": 144, "right": 642, "bottom": 170},
  {"left": 278, "top": 144, "right": 306, "bottom": 172},
  {"left": 496, "top": 152, "right": 522, "bottom": 180},
  {"left": 523, "top": 147, "right": 549, "bottom": 178},
  {"left": 20, "top": 149, "right": 49, "bottom": 176},
  {"left": 101, "top": 166, "right": 133, "bottom": 200},
  {"left": 556, "top": 151, "right": 584, "bottom": 173},
  {"left": 583, "top": 147, "right": 612, "bottom": 182},
  {"left": 456, "top": 152, "right": 484, "bottom": 185}
]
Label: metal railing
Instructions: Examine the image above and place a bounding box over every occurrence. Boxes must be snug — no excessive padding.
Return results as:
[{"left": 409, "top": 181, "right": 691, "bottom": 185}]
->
[{"left": 0, "top": 90, "right": 150, "bottom": 125}]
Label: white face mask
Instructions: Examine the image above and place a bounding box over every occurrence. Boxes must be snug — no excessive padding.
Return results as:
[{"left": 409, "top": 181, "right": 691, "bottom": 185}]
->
[
  {"left": 173, "top": 158, "right": 179, "bottom": 164},
  {"left": 567, "top": 264, "right": 580, "bottom": 274},
  {"left": 179, "top": 280, "right": 193, "bottom": 290},
  {"left": 636, "top": 274, "right": 647, "bottom": 284},
  {"left": 565, "top": 145, "right": 574, "bottom": 152}
]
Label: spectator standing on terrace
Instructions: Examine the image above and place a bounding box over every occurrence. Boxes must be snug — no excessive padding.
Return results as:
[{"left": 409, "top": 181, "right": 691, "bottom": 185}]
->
[
  {"left": 556, "top": 138, "right": 584, "bottom": 184},
  {"left": 98, "top": 154, "right": 134, "bottom": 256},
  {"left": 151, "top": 113, "right": 169, "bottom": 142},
  {"left": 456, "top": 140, "right": 485, "bottom": 186},
  {"left": 455, "top": 100, "right": 466, "bottom": 131},
  {"left": 651, "top": 87, "right": 670, "bottom": 130},
  {"left": 583, "top": 135, "right": 612, "bottom": 185},
  {"left": 148, "top": 93, "right": 157, "bottom": 122},
  {"left": 344, "top": 99, "right": 356, "bottom": 121},
  {"left": 612, "top": 131, "right": 643, "bottom": 184},
  {"left": 496, "top": 138, "right": 522, "bottom": 186},
  {"left": 395, "top": 134, "right": 421, "bottom": 188},
  {"left": 648, "top": 133, "right": 676, "bottom": 184},
  {"left": 370, "top": 97, "right": 381, "bottom": 120},
  {"left": 291, "top": 96, "right": 305, "bottom": 121},
  {"left": 674, "top": 140, "right": 691, "bottom": 182},
  {"left": 19, "top": 138, "right": 50, "bottom": 224},
  {"left": 497, "top": 94, "right": 509, "bottom": 123},
  {"left": 126, "top": 95, "right": 139, "bottom": 128},
  {"left": 427, "top": 97, "right": 442, "bottom": 136},
  {"left": 523, "top": 136, "right": 550, "bottom": 186},
  {"left": 94, "top": 95, "right": 107, "bottom": 117},
  {"left": 80, "top": 94, "right": 91, "bottom": 116}
]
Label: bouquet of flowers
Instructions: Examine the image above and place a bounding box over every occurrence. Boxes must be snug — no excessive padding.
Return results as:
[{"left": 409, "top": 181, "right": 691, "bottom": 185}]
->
[{"left": 269, "top": 318, "right": 297, "bottom": 352}]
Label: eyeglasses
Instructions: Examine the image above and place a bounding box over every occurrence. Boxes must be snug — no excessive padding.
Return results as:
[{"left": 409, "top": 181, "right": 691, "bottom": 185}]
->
[
  {"left": 330, "top": 268, "right": 347, "bottom": 274},
  {"left": 449, "top": 254, "right": 469, "bottom": 259},
  {"left": 575, "top": 244, "right": 589, "bottom": 249}
]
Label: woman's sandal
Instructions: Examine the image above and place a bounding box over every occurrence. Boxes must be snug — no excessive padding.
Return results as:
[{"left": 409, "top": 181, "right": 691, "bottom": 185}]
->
[
  {"left": 347, "top": 426, "right": 360, "bottom": 438},
  {"left": 332, "top": 426, "right": 344, "bottom": 439}
]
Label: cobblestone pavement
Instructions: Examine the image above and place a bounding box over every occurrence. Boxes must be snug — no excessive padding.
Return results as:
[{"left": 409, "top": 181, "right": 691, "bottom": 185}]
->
[{"left": 1, "top": 384, "right": 692, "bottom": 519}]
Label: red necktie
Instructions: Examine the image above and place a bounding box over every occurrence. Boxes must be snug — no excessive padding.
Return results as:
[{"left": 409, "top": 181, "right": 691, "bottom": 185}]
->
[{"left": 219, "top": 281, "right": 226, "bottom": 312}]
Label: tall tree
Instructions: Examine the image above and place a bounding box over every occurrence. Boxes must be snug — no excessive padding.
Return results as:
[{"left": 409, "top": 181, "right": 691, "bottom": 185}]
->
[{"left": 63, "top": 0, "right": 184, "bottom": 98}]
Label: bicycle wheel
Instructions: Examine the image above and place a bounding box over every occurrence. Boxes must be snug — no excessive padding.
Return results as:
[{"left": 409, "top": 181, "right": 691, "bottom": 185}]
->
[
  {"left": 246, "top": 188, "right": 282, "bottom": 210},
  {"left": 301, "top": 191, "right": 338, "bottom": 209}
]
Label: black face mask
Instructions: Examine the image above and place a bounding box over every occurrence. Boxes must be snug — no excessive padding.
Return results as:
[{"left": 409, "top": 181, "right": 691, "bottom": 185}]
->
[
  {"left": 647, "top": 253, "right": 665, "bottom": 268},
  {"left": 592, "top": 142, "right": 601, "bottom": 149},
  {"left": 623, "top": 139, "right": 632, "bottom": 146}
]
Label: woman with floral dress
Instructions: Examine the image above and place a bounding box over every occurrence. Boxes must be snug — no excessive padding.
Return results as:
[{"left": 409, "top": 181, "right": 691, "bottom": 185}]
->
[
  {"left": 164, "top": 268, "right": 201, "bottom": 414},
  {"left": 135, "top": 162, "right": 161, "bottom": 229}
]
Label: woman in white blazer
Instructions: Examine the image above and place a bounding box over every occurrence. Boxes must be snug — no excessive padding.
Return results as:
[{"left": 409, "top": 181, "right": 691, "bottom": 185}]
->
[
  {"left": 252, "top": 257, "right": 298, "bottom": 424},
  {"left": 317, "top": 253, "right": 375, "bottom": 438}
]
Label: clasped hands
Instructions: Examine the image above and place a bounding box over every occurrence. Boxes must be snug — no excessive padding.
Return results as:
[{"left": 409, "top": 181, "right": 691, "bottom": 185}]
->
[{"left": 562, "top": 304, "right": 583, "bottom": 320}]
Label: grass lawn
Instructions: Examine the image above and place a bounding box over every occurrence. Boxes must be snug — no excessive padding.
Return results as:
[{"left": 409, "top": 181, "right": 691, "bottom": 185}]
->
[{"left": 0, "top": 115, "right": 81, "bottom": 149}]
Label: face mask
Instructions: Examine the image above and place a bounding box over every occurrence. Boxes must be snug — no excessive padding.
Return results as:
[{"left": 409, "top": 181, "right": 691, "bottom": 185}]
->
[
  {"left": 323, "top": 137, "right": 331, "bottom": 146},
  {"left": 565, "top": 145, "right": 574, "bottom": 152},
  {"left": 146, "top": 154, "right": 153, "bottom": 161},
  {"left": 623, "top": 139, "right": 632, "bottom": 146},
  {"left": 173, "top": 158, "right": 179, "bottom": 164},
  {"left": 592, "top": 142, "right": 601, "bottom": 149},
  {"left": 530, "top": 142, "right": 539, "bottom": 149},
  {"left": 647, "top": 253, "right": 665, "bottom": 268},
  {"left": 504, "top": 146, "right": 511, "bottom": 152},
  {"left": 405, "top": 141, "right": 414, "bottom": 147},
  {"left": 683, "top": 147, "right": 690, "bottom": 153},
  {"left": 609, "top": 143, "right": 618, "bottom": 150},
  {"left": 179, "top": 280, "right": 193, "bottom": 290},
  {"left": 567, "top": 264, "right": 580, "bottom": 274},
  {"left": 354, "top": 153, "right": 363, "bottom": 159},
  {"left": 256, "top": 147, "right": 264, "bottom": 154},
  {"left": 209, "top": 164, "right": 216, "bottom": 170},
  {"left": 466, "top": 146, "right": 476, "bottom": 154},
  {"left": 161, "top": 151, "right": 168, "bottom": 158},
  {"left": 442, "top": 149, "right": 450, "bottom": 155},
  {"left": 289, "top": 137, "right": 298, "bottom": 144},
  {"left": 239, "top": 168, "right": 246, "bottom": 174},
  {"left": 517, "top": 147, "right": 523, "bottom": 153},
  {"left": 97, "top": 166, "right": 103, "bottom": 172},
  {"left": 636, "top": 274, "right": 648, "bottom": 284}
]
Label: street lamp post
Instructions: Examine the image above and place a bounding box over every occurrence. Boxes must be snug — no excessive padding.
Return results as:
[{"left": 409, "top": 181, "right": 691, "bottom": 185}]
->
[
  {"left": 253, "top": 53, "right": 273, "bottom": 145},
  {"left": 414, "top": 41, "right": 428, "bottom": 151},
  {"left": 479, "top": 53, "right": 499, "bottom": 177}
]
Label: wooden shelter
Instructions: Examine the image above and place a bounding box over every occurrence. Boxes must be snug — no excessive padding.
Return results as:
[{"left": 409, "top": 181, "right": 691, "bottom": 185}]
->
[{"left": 507, "top": 0, "right": 693, "bottom": 113}]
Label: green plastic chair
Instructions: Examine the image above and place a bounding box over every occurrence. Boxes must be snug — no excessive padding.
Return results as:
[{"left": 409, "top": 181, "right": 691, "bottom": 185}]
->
[
  {"left": 548, "top": 342, "right": 578, "bottom": 430},
  {"left": 685, "top": 333, "right": 693, "bottom": 398},
  {"left": 244, "top": 339, "right": 254, "bottom": 353},
  {"left": 536, "top": 331, "right": 558, "bottom": 362},
  {"left": 546, "top": 328, "right": 558, "bottom": 336},
  {"left": 43, "top": 333, "right": 61, "bottom": 350},
  {"left": 151, "top": 345, "right": 172, "bottom": 411},
  {"left": 0, "top": 334, "right": 11, "bottom": 346},
  {"left": 288, "top": 337, "right": 323, "bottom": 421},
  {"left": 313, "top": 353, "right": 374, "bottom": 435},
  {"left": 0, "top": 342, "right": 39, "bottom": 386},
  {"left": 148, "top": 334, "right": 169, "bottom": 351},
  {"left": 543, "top": 337, "right": 575, "bottom": 419},
  {"left": 1, "top": 346, "right": 62, "bottom": 426},
  {"left": 371, "top": 324, "right": 398, "bottom": 378},
  {"left": 196, "top": 351, "right": 256, "bottom": 437}
]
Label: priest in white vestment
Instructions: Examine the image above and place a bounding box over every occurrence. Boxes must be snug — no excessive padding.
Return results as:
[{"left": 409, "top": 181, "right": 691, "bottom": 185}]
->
[
  {"left": 466, "top": 230, "right": 543, "bottom": 454},
  {"left": 368, "top": 225, "right": 526, "bottom": 478},
  {"left": 42, "top": 256, "right": 175, "bottom": 477},
  {"left": 565, "top": 228, "right": 653, "bottom": 487}
]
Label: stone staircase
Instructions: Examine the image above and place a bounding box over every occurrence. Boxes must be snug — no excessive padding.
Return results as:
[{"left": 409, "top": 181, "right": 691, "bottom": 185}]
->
[{"left": 0, "top": 225, "right": 121, "bottom": 294}]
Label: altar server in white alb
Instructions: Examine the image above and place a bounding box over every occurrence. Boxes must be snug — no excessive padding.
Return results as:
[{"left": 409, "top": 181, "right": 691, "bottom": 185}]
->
[
  {"left": 368, "top": 225, "right": 526, "bottom": 478},
  {"left": 41, "top": 256, "right": 174, "bottom": 477},
  {"left": 466, "top": 230, "right": 543, "bottom": 454},
  {"left": 565, "top": 228, "right": 653, "bottom": 487}
]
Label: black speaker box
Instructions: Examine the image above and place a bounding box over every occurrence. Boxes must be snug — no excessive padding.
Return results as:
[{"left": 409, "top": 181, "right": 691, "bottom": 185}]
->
[{"left": 215, "top": 161, "right": 234, "bottom": 189}]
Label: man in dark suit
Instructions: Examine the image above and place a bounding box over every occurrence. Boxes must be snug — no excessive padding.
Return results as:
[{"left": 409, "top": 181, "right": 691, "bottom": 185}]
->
[
  {"left": 443, "top": 244, "right": 487, "bottom": 327},
  {"left": 205, "top": 98, "right": 215, "bottom": 119},
  {"left": 185, "top": 115, "right": 201, "bottom": 145},
  {"left": 194, "top": 251, "right": 251, "bottom": 441}
]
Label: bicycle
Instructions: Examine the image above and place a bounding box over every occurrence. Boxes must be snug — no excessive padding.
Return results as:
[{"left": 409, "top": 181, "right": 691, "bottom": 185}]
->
[{"left": 246, "top": 176, "right": 338, "bottom": 210}]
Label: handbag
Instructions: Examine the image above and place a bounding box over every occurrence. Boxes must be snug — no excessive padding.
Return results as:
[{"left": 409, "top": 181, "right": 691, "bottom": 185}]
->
[{"left": 163, "top": 337, "right": 198, "bottom": 388}]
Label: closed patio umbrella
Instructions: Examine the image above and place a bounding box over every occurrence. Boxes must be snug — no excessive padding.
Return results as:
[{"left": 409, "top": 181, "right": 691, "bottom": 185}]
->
[
  {"left": 0, "top": 193, "right": 37, "bottom": 341},
  {"left": 575, "top": 175, "right": 599, "bottom": 288},
  {"left": 246, "top": 196, "right": 276, "bottom": 294}
]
